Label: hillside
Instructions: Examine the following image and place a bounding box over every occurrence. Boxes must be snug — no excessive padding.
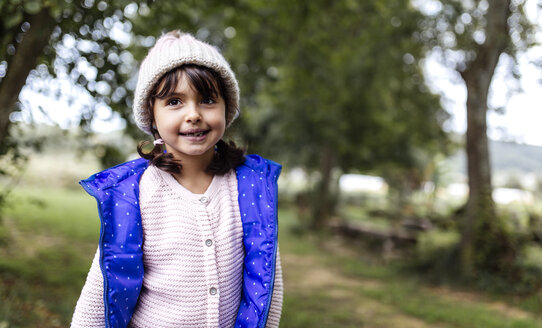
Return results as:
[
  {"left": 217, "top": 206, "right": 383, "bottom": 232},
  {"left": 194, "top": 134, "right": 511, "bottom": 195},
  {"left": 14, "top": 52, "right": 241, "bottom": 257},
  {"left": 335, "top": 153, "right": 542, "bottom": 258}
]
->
[
  {"left": 450, "top": 140, "right": 542, "bottom": 176},
  {"left": 491, "top": 141, "right": 542, "bottom": 173}
]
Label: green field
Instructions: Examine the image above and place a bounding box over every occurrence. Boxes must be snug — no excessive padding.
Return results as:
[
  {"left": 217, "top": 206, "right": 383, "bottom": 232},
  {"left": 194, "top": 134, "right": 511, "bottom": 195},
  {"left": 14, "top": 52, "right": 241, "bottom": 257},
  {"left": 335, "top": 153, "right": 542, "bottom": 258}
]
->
[{"left": 1, "top": 185, "right": 541, "bottom": 327}]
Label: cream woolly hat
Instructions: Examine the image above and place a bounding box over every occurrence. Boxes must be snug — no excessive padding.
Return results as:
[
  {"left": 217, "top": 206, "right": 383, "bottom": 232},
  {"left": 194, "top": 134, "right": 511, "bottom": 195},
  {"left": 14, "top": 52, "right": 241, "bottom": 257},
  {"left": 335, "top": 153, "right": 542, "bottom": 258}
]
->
[{"left": 133, "top": 30, "right": 240, "bottom": 135}]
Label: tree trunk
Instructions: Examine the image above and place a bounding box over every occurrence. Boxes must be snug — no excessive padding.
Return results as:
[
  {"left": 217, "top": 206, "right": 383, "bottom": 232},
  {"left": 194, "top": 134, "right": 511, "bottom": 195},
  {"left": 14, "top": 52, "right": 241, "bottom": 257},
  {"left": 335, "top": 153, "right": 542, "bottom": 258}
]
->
[
  {"left": 459, "top": 0, "right": 510, "bottom": 277},
  {"left": 0, "top": 7, "right": 55, "bottom": 149},
  {"left": 311, "top": 146, "right": 336, "bottom": 230}
]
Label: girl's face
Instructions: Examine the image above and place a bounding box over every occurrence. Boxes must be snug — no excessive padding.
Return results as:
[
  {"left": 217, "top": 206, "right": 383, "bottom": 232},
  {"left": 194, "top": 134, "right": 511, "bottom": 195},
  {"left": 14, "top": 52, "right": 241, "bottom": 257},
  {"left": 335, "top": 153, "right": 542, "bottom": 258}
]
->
[{"left": 152, "top": 71, "right": 226, "bottom": 164}]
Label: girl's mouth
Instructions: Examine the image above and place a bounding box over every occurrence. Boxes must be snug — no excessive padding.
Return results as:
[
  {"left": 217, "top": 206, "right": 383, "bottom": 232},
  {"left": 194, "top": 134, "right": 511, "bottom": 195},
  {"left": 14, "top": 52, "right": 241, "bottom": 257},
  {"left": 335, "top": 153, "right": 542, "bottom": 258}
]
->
[{"left": 180, "top": 130, "right": 209, "bottom": 137}]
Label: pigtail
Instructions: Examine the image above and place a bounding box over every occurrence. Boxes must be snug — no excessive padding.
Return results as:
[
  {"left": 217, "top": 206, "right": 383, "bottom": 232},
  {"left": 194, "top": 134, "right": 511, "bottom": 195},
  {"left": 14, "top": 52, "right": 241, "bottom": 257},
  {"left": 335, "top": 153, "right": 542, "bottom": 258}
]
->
[
  {"left": 137, "top": 138, "right": 245, "bottom": 176},
  {"left": 207, "top": 139, "right": 246, "bottom": 175},
  {"left": 137, "top": 140, "right": 182, "bottom": 175}
]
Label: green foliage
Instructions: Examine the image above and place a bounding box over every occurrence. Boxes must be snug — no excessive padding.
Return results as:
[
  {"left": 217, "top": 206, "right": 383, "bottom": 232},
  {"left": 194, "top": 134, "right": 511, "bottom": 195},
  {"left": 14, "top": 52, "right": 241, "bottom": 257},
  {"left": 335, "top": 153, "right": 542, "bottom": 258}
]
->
[
  {"left": 417, "top": 0, "right": 536, "bottom": 67},
  {"left": 0, "top": 125, "right": 31, "bottom": 218},
  {"left": 0, "top": 220, "right": 8, "bottom": 246},
  {"left": 226, "top": 1, "right": 450, "bottom": 171},
  {"left": 471, "top": 209, "right": 531, "bottom": 281},
  {"left": 93, "top": 143, "right": 127, "bottom": 169},
  {"left": 0, "top": 0, "right": 148, "bottom": 139},
  {"left": 411, "top": 212, "right": 542, "bottom": 295},
  {"left": 224, "top": 0, "right": 451, "bottom": 227},
  {"left": 341, "top": 189, "right": 542, "bottom": 295}
]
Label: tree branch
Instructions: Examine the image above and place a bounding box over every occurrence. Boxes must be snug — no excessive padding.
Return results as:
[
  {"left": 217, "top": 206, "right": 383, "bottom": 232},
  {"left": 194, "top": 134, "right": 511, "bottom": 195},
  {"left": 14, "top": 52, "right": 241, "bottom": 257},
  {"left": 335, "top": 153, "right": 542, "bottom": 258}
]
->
[{"left": 0, "top": 6, "right": 56, "bottom": 147}]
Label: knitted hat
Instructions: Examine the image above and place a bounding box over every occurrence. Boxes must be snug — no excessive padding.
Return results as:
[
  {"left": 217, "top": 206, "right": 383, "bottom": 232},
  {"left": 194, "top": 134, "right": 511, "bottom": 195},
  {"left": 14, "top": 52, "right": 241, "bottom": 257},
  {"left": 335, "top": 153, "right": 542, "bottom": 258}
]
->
[{"left": 133, "top": 30, "right": 240, "bottom": 135}]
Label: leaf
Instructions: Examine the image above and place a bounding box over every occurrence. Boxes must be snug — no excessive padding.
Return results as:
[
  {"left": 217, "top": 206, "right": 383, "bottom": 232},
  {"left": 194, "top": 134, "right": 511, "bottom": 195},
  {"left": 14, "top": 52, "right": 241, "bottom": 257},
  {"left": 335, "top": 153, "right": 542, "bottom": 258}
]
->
[
  {"left": 3, "top": 10, "right": 22, "bottom": 28},
  {"left": 23, "top": 0, "right": 42, "bottom": 14},
  {"left": 50, "top": 4, "right": 64, "bottom": 19}
]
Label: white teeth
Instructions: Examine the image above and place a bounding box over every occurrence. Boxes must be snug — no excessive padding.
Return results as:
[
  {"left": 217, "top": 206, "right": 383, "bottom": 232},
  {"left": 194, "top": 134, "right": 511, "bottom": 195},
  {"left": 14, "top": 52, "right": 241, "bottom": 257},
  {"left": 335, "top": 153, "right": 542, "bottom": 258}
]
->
[{"left": 184, "top": 131, "right": 205, "bottom": 136}]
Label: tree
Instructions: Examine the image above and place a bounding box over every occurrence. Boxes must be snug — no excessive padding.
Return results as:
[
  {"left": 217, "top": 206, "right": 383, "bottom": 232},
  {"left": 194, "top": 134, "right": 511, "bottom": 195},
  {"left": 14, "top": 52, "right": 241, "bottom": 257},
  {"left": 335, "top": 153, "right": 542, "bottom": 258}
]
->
[
  {"left": 0, "top": 0, "right": 150, "bottom": 154},
  {"left": 420, "top": 0, "right": 537, "bottom": 276},
  {"left": 224, "top": 0, "right": 450, "bottom": 228},
  {"left": 0, "top": 4, "right": 54, "bottom": 146}
]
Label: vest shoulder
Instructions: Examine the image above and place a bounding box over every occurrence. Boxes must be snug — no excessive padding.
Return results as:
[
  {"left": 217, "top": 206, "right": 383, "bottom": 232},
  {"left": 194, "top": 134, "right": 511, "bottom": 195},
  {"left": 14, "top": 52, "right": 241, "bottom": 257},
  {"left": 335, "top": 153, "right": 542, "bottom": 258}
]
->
[
  {"left": 80, "top": 158, "right": 149, "bottom": 191},
  {"left": 239, "top": 154, "right": 281, "bottom": 171},
  {"left": 236, "top": 154, "right": 282, "bottom": 184}
]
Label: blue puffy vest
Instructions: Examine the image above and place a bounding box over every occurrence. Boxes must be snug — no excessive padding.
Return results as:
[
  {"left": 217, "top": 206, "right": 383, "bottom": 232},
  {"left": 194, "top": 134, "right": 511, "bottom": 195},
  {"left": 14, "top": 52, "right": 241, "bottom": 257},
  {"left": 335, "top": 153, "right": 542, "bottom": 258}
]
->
[{"left": 80, "top": 154, "right": 281, "bottom": 328}]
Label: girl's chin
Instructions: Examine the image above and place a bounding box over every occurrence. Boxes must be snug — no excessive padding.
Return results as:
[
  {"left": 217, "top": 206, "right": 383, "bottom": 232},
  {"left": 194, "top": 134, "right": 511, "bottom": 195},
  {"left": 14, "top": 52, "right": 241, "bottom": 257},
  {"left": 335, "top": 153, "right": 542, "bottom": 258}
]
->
[{"left": 167, "top": 146, "right": 215, "bottom": 159}]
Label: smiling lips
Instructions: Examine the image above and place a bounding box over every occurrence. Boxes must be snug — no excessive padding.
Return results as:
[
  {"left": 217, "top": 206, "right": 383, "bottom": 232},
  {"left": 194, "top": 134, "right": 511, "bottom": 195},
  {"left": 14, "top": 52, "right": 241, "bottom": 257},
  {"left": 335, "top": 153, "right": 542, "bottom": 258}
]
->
[
  {"left": 179, "top": 129, "right": 210, "bottom": 142},
  {"left": 180, "top": 129, "right": 210, "bottom": 137}
]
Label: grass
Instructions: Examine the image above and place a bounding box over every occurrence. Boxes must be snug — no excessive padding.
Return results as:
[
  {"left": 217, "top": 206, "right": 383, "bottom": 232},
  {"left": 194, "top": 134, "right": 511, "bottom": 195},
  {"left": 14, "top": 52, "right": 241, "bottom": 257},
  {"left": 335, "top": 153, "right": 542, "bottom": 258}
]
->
[
  {"left": 0, "top": 186, "right": 99, "bottom": 327},
  {"left": 0, "top": 186, "right": 541, "bottom": 327},
  {"left": 359, "top": 282, "right": 538, "bottom": 328},
  {"left": 2, "top": 186, "right": 99, "bottom": 240},
  {"left": 339, "top": 204, "right": 395, "bottom": 230},
  {"left": 278, "top": 208, "right": 542, "bottom": 327}
]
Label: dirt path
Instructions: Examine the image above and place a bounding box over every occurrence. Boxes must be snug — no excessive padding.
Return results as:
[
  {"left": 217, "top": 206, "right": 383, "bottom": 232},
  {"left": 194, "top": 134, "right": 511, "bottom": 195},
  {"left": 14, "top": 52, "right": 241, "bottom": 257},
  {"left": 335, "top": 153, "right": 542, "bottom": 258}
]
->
[
  {"left": 282, "top": 252, "right": 452, "bottom": 328},
  {"left": 281, "top": 235, "right": 541, "bottom": 327}
]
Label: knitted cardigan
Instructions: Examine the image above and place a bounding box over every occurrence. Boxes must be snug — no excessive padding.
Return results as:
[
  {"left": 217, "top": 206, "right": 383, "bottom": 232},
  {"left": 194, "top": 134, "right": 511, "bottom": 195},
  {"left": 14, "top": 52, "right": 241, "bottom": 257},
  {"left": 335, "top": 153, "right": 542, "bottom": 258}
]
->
[{"left": 79, "top": 154, "right": 282, "bottom": 328}]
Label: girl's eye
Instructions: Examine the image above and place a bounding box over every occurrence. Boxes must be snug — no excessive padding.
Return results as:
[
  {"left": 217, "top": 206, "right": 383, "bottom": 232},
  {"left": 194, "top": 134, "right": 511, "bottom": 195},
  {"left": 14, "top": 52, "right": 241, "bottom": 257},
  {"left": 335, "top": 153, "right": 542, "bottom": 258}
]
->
[
  {"left": 201, "top": 97, "right": 216, "bottom": 105},
  {"left": 167, "top": 99, "right": 181, "bottom": 106}
]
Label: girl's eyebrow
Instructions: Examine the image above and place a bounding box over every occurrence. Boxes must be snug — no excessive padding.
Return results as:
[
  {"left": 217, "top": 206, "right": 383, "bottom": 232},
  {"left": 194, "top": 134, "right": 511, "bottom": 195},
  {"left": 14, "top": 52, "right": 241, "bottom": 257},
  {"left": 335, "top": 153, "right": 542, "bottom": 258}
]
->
[{"left": 156, "top": 91, "right": 187, "bottom": 99}]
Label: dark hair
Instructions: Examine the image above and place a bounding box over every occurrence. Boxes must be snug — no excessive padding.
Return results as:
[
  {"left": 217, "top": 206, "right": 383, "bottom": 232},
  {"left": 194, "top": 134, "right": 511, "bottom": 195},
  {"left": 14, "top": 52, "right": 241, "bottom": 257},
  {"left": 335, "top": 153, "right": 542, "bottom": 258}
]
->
[{"left": 137, "top": 64, "right": 245, "bottom": 175}]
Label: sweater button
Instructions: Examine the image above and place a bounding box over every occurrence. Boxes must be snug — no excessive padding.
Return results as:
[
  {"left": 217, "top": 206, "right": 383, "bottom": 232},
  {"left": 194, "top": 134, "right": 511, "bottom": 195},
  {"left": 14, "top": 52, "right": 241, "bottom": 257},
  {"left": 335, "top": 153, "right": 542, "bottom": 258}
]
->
[
  {"left": 209, "top": 287, "right": 217, "bottom": 295},
  {"left": 199, "top": 196, "right": 209, "bottom": 204},
  {"left": 205, "top": 239, "right": 213, "bottom": 247}
]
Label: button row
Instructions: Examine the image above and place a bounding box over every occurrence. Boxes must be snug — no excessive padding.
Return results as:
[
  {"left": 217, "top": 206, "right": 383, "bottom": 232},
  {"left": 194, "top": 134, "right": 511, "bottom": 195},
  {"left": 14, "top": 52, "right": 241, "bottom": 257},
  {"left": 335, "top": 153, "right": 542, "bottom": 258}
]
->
[{"left": 200, "top": 195, "right": 214, "bottom": 297}]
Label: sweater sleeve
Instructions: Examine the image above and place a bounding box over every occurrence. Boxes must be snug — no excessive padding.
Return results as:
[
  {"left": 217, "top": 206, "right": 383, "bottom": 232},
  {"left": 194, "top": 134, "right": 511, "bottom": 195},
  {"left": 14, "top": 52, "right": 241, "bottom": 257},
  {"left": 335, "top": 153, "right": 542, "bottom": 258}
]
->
[
  {"left": 71, "top": 248, "right": 106, "bottom": 327},
  {"left": 265, "top": 246, "right": 283, "bottom": 328}
]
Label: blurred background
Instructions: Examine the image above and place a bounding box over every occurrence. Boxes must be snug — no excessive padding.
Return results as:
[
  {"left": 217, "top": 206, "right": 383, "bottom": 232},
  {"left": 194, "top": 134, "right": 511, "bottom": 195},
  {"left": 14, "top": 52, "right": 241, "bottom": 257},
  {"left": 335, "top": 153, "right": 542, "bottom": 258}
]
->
[{"left": 1, "top": 0, "right": 542, "bottom": 327}]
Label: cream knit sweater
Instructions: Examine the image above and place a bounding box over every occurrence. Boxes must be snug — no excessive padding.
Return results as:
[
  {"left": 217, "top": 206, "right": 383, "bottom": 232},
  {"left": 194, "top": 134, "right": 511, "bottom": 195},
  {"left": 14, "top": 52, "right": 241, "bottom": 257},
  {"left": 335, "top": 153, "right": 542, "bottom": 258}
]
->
[{"left": 71, "top": 165, "right": 283, "bottom": 327}]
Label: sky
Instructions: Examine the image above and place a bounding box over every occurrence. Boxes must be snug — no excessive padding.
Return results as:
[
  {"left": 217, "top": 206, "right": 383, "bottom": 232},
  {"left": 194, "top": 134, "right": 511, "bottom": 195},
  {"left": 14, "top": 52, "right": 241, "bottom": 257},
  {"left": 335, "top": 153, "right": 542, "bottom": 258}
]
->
[
  {"left": 16, "top": 1, "right": 542, "bottom": 147},
  {"left": 19, "top": 79, "right": 127, "bottom": 133}
]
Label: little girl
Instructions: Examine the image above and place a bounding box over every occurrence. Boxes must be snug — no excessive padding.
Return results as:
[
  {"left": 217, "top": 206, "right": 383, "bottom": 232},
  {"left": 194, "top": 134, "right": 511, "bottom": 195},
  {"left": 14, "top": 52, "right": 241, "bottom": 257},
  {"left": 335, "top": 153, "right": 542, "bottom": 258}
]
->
[{"left": 71, "top": 30, "right": 283, "bottom": 328}]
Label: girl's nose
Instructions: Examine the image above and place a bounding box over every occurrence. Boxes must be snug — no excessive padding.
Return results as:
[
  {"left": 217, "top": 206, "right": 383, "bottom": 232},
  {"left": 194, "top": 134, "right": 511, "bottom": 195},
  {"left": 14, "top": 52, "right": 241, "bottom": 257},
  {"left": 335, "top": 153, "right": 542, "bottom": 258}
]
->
[{"left": 185, "top": 103, "right": 202, "bottom": 123}]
